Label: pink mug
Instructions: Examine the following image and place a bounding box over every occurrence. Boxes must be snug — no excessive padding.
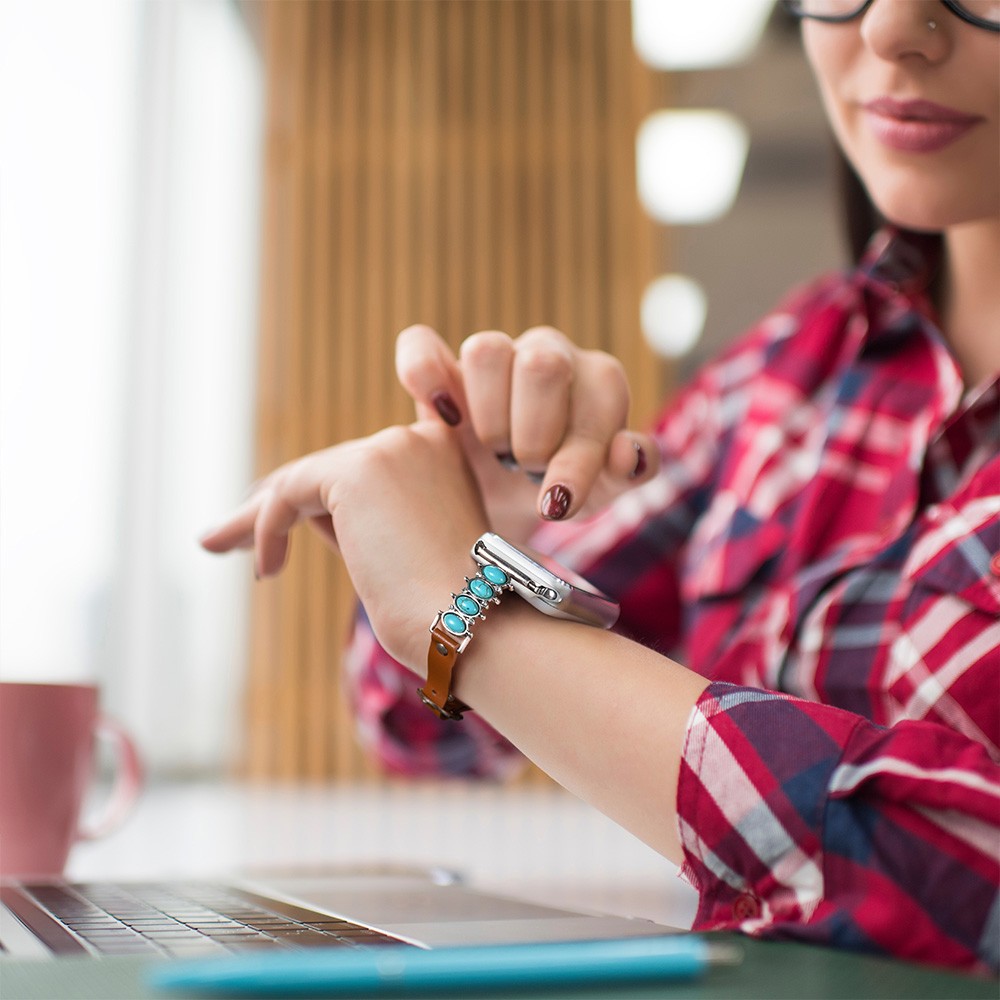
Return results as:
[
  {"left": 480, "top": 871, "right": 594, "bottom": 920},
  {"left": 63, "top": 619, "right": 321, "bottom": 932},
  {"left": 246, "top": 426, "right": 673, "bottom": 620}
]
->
[{"left": 0, "top": 681, "right": 142, "bottom": 878}]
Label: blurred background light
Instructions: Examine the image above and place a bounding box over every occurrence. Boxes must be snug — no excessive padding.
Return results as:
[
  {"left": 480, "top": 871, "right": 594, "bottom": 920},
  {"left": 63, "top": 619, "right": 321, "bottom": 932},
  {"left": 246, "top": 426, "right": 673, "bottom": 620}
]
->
[
  {"left": 640, "top": 274, "right": 707, "bottom": 358},
  {"left": 636, "top": 109, "right": 750, "bottom": 225},
  {"left": 632, "top": 0, "right": 775, "bottom": 70}
]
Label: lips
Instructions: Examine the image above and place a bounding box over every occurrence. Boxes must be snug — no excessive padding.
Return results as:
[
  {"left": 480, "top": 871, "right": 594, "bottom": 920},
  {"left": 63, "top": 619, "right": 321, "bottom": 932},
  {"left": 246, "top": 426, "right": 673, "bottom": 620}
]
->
[{"left": 862, "top": 97, "right": 983, "bottom": 153}]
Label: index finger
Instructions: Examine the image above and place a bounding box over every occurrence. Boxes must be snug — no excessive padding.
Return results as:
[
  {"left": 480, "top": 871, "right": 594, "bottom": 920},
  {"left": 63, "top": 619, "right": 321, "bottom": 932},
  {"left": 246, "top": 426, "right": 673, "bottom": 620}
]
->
[
  {"left": 395, "top": 324, "right": 466, "bottom": 427},
  {"left": 199, "top": 494, "right": 265, "bottom": 553},
  {"left": 535, "top": 350, "right": 630, "bottom": 520}
]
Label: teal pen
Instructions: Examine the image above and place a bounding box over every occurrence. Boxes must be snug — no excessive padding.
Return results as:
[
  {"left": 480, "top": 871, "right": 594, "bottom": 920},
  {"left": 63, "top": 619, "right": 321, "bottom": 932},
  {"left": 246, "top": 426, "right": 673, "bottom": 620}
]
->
[{"left": 149, "top": 935, "right": 742, "bottom": 997}]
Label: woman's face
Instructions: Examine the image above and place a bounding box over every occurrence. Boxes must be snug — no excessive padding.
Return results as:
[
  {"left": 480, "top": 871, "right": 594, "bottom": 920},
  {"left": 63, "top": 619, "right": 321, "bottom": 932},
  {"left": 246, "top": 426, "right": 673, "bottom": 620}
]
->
[{"left": 802, "top": 1, "right": 1000, "bottom": 232}]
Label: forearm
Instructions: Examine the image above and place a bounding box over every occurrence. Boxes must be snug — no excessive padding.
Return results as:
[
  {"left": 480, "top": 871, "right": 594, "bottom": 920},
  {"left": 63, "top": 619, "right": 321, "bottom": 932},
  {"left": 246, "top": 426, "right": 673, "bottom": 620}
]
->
[{"left": 450, "top": 599, "right": 709, "bottom": 864}]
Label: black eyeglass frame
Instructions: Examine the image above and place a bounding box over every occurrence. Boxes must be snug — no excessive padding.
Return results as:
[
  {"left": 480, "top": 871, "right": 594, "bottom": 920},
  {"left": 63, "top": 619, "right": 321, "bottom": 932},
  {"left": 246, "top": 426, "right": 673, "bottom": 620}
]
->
[{"left": 781, "top": 0, "right": 1000, "bottom": 32}]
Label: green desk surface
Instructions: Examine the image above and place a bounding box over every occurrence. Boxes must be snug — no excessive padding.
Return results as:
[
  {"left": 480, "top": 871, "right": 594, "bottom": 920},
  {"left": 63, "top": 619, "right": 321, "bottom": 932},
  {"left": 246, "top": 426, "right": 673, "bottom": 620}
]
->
[{"left": 1, "top": 937, "right": 995, "bottom": 1000}]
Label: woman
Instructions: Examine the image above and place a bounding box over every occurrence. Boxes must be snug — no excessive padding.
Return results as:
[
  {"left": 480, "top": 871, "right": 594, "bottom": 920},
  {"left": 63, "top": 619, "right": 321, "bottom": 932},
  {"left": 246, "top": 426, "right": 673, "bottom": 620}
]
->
[{"left": 202, "top": 0, "right": 999, "bottom": 971}]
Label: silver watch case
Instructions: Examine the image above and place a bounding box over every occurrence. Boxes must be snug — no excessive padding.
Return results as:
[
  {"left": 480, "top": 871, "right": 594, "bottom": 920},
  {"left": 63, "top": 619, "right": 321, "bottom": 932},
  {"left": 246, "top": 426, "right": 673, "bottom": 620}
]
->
[{"left": 471, "top": 532, "right": 619, "bottom": 630}]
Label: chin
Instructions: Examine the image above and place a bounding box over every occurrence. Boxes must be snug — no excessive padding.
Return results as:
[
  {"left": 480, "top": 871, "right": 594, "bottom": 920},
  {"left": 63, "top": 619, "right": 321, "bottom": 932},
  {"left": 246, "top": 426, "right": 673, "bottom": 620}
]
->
[
  {"left": 867, "top": 184, "right": 988, "bottom": 234},
  {"left": 855, "top": 155, "right": 999, "bottom": 234},
  {"left": 876, "top": 207, "right": 949, "bottom": 234}
]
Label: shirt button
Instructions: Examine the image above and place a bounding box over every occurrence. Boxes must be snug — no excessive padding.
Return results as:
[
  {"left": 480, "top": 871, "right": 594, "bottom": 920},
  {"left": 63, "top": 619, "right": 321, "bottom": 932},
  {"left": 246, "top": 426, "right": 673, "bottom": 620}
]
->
[
  {"left": 990, "top": 553, "right": 1000, "bottom": 577},
  {"left": 733, "top": 892, "right": 761, "bottom": 920}
]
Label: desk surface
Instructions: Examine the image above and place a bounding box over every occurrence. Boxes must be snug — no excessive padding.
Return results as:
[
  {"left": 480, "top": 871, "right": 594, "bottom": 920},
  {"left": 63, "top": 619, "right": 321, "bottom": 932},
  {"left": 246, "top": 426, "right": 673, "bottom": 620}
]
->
[
  {"left": 2, "top": 937, "right": 995, "bottom": 1000},
  {"left": 3, "top": 781, "right": 994, "bottom": 999}
]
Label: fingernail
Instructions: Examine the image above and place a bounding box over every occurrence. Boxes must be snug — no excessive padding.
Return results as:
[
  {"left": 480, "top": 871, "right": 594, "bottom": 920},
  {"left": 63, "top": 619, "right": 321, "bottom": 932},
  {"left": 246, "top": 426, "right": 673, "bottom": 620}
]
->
[
  {"left": 496, "top": 452, "right": 519, "bottom": 471},
  {"left": 525, "top": 470, "right": 545, "bottom": 485},
  {"left": 541, "top": 484, "right": 572, "bottom": 520},
  {"left": 431, "top": 391, "right": 461, "bottom": 427},
  {"left": 630, "top": 442, "right": 647, "bottom": 479}
]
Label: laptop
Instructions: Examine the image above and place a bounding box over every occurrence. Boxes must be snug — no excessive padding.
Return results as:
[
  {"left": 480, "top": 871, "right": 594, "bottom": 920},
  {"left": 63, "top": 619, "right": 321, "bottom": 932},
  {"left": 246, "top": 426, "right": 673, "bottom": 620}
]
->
[{"left": 0, "top": 865, "right": 679, "bottom": 962}]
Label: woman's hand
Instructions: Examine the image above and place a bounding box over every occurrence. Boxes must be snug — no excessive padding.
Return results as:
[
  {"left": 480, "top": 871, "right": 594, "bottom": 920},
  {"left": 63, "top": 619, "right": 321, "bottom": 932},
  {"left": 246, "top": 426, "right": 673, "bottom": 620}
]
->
[
  {"left": 395, "top": 325, "right": 661, "bottom": 542},
  {"left": 199, "top": 421, "right": 490, "bottom": 672},
  {"left": 200, "top": 392, "right": 704, "bottom": 870}
]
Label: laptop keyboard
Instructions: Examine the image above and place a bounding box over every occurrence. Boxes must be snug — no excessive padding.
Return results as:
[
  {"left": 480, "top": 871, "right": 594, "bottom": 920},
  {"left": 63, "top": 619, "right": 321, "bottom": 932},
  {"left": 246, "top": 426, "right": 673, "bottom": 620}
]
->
[{"left": 15, "top": 882, "right": 411, "bottom": 957}]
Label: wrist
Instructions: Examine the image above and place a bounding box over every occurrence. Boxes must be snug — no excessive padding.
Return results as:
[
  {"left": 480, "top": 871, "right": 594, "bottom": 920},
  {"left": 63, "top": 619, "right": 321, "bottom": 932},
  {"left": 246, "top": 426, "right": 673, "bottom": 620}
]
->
[
  {"left": 420, "top": 555, "right": 517, "bottom": 720},
  {"left": 366, "top": 559, "right": 475, "bottom": 678},
  {"left": 416, "top": 532, "right": 619, "bottom": 721}
]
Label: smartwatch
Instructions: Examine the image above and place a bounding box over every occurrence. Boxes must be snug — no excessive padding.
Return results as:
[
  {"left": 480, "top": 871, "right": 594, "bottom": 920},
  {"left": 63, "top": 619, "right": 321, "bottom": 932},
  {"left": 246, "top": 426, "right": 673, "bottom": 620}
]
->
[{"left": 419, "top": 532, "right": 619, "bottom": 720}]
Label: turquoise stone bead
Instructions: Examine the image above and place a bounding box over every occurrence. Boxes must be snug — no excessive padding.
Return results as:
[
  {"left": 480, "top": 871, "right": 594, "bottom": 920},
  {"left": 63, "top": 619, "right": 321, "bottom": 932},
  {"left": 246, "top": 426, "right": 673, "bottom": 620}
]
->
[
  {"left": 469, "top": 577, "right": 495, "bottom": 600},
  {"left": 455, "top": 594, "right": 480, "bottom": 616},
  {"left": 442, "top": 612, "right": 468, "bottom": 636},
  {"left": 482, "top": 564, "right": 509, "bottom": 586}
]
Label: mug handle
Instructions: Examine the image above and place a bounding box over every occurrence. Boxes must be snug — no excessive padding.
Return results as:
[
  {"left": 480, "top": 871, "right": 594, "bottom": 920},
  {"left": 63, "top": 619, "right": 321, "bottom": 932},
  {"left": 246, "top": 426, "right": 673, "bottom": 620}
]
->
[{"left": 77, "top": 715, "right": 144, "bottom": 841}]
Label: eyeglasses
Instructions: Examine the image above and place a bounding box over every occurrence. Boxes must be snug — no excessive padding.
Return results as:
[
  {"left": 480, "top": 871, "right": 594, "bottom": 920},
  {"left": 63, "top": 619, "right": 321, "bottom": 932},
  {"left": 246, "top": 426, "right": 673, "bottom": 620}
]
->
[{"left": 782, "top": 0, "right": 1000, "bottom": 32}]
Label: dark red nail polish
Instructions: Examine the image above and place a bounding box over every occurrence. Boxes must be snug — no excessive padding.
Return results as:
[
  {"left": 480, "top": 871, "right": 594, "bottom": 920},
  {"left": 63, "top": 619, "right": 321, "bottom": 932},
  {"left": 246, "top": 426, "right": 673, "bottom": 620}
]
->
[
  {"left": 541, "top": 484, "right": 572, "bottom": 520},
  {"left": 431, "top": 391, "right": 461, "bottom": 427},
  {"left": 630, "top": 442, "right": 647, "bottom": 479}
]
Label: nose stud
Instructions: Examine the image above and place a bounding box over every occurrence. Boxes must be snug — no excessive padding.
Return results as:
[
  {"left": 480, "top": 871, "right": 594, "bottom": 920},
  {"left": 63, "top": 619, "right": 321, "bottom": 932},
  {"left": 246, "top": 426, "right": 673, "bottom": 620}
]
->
[{"left": 927, "top": 19, "right": 937, "bottom": 28}]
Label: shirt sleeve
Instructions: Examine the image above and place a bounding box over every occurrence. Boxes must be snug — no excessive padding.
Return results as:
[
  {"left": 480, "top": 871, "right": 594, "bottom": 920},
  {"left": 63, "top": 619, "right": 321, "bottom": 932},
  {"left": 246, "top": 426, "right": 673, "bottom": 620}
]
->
[{"left": 677, "top": 681, "right": 1000, "bottom": 972}]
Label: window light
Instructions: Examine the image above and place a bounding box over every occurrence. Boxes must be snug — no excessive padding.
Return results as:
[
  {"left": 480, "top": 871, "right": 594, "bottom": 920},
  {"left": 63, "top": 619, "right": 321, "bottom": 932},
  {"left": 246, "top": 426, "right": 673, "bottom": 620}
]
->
[
  {"left": 632, "top": 0, "right": 775, "bottom": 70},
  {"left": 641, "top": 274, "right": 708, "bottom": 359},
  {"left": 636, "top": 109, "right": 749, "bottom": 225}
]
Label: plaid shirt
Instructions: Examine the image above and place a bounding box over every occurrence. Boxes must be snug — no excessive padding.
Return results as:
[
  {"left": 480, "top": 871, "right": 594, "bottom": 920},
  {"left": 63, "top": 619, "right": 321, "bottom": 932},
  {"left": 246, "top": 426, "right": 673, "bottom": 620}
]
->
[{"left": 345, "top": 229, "right": 1000, "bottom": 971}]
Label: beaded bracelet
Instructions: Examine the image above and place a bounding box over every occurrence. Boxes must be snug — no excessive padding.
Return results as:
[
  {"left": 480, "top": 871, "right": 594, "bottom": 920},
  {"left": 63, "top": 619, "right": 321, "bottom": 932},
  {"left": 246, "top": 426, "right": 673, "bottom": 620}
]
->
[{"left": 419, "top": 563, "right": 514, "bottom": 721}]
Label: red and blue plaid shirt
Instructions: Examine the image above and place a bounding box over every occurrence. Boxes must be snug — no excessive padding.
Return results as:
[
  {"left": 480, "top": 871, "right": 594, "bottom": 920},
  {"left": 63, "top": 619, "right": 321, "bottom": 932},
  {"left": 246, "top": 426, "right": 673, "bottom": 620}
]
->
[{"left": 346, "top": 229, "right": 1000, "bottom": 971}]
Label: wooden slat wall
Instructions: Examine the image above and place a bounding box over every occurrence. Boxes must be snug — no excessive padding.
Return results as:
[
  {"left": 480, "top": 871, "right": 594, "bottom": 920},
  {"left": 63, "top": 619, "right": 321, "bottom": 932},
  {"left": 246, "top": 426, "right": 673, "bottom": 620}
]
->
[{"left": 246, "top": 0, "right": 662, "bottom": 781}]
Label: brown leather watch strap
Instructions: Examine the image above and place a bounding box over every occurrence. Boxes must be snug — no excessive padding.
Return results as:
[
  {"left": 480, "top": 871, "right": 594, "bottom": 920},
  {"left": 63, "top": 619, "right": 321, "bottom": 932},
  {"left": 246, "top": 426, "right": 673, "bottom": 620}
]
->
[{"left": 420, "top": 622, "right": 472, "bottom": 721}]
